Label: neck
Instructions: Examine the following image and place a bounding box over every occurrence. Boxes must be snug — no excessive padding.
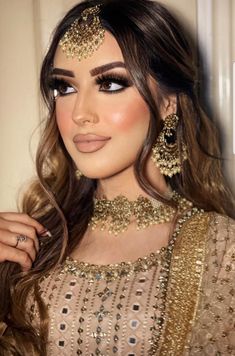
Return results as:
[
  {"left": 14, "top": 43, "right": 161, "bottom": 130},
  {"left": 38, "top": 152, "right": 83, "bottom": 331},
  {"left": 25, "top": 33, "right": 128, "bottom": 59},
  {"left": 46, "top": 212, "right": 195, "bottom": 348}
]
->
[{"left": 96, "top": 163, "right": 169, "bottom": 200}]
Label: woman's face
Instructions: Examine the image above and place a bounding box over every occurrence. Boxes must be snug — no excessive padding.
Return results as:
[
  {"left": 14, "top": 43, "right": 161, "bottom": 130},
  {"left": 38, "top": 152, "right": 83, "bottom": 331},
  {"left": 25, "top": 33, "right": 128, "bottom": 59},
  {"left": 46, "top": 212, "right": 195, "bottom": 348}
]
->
[{"left": 52, "top": 31, "right": 153, "bottom": 179}]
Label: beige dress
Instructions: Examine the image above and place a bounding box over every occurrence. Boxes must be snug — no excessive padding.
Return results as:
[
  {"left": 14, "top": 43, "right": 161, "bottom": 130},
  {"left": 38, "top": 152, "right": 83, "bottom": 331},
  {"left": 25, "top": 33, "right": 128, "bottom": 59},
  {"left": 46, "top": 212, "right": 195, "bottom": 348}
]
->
[{"left": 30, "top": 212, "right": 235, "bottom": 355}]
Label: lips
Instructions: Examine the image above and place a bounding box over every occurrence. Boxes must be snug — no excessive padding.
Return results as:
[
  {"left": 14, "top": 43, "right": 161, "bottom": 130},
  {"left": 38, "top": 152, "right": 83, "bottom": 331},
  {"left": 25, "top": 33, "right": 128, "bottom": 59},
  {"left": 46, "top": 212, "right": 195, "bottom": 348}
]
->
[{"left": 73, "top": 133, "right": 111, "bottom": 153}]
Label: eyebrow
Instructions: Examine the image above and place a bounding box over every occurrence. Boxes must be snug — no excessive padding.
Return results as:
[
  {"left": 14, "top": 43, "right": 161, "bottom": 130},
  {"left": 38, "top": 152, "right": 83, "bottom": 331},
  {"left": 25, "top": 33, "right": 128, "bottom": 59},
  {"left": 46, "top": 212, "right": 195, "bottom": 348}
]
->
[
  {"left": 90, "top": 61, "right": 126, "bottom": 76},
  {"left": 51, "top": 68, "right": 75, "bottom": 77},
  {"left": 51, "top": 61, "right": 126, "bottom": 78}
]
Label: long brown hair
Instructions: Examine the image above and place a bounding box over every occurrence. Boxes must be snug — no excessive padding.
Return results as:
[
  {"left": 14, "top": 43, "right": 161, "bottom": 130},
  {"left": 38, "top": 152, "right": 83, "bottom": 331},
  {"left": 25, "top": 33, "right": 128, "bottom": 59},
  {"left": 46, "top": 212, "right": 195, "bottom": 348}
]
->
[{"left": 0, "top": 0, "right": 234, "bottom": 354}]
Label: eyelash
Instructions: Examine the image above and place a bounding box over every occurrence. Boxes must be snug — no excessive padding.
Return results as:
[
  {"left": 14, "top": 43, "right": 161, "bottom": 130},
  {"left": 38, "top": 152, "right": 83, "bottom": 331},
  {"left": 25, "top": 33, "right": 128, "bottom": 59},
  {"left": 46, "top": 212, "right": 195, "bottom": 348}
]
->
[
  {"left": 48, "top": 78, "right": 72, "bottom": 98},
  {"left": 48, "top": 73, "right": 132, "bottom": 98},
  {"left": 96, "top": 74, "right": 132, "bottom": 93}
]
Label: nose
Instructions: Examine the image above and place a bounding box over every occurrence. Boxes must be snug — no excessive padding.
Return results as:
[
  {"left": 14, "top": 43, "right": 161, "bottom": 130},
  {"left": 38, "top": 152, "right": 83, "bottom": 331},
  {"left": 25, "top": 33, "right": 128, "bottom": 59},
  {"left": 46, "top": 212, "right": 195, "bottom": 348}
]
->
[{"left": 72, "top": 93, "right": 99, "bottom": 126}]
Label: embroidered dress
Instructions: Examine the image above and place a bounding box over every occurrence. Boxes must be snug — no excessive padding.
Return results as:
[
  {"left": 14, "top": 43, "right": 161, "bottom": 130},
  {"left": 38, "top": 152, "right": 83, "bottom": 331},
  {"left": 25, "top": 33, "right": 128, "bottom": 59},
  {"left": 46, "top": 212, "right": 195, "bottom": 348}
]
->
[
  {"left": 40, "top": 252, "right": 164, "bottom": 355},
  {"left": 28, "top": 212, "right": 235, "bottom": 355}
]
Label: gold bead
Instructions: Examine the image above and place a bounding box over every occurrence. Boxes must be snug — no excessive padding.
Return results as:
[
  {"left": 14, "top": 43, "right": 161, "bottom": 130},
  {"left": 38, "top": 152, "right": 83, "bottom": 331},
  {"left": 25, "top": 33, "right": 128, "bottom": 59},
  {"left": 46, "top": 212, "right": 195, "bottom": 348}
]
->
[
  {"left": 88, "top": 192, "right": 192, "bottom": 236},
  {"left": 59, "top": 5, "right": 105, "bottom": 62}
]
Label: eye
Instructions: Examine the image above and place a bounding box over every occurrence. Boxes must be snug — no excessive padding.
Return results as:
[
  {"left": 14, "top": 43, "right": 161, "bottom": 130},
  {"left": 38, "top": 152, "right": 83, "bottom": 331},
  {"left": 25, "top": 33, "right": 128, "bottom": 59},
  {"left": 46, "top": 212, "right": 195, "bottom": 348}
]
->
[
  {"left": 49, "top": 78, "right": 76, "bottom": 98},
  {"left": 100, "top": 81, "right": 123, "bottom": 92},
  {"left": 96, "top": 74, "right": 133, "bottom": 93}
]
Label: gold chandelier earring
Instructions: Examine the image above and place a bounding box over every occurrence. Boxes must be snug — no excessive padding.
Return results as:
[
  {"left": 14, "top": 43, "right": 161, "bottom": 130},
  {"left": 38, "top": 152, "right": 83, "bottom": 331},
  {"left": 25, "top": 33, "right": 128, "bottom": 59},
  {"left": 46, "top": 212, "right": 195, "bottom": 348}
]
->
[{"left": 151, "top": 113, "right": 187, "bottom": 177}]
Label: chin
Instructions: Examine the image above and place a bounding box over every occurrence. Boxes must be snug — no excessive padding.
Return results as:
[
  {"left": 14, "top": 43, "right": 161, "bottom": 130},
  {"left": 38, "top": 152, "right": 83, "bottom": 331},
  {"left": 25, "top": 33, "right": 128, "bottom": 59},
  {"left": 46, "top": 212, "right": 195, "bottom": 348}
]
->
[
  {"left": 78, "top": 164, "right": 123, "bottom": 180},
  {"left": 82, "top": 171, "right": 114, "bottom": 180},
  {"left": 75, "top": 157, "right": 136, "bottom": 180}
]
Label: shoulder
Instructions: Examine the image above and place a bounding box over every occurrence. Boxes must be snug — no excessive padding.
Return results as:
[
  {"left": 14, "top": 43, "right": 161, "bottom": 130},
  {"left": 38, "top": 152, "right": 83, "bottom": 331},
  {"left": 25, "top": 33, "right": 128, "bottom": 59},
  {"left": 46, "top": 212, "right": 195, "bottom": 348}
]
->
[
  {"left": 206, "top": 212, "right": 235, "bottom": 266},
  {"left": 188, "top": 211, "right": 235, "bottom": 238},
  {"left": 187, "top": 212, "right": 235, "bottom": 354},
  {"left": 184, "top": 211, "right": 235, "bottom": 255},
  {"left": 178, "top": 211, "right": 235, "bottom": 279},
  {"left": 208, "top": 212, "right": 235, "bottom": 236},
  {"left": 201, "top": 213, "right": 235, "bottom": 292}
]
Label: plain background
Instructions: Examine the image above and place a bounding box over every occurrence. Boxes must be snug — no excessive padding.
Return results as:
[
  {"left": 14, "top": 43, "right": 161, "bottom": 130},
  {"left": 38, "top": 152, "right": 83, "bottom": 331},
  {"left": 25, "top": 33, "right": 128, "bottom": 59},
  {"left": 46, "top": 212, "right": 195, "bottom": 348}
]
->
[{"left": 0, "top": 0, "right": 234, "bottom": 210}]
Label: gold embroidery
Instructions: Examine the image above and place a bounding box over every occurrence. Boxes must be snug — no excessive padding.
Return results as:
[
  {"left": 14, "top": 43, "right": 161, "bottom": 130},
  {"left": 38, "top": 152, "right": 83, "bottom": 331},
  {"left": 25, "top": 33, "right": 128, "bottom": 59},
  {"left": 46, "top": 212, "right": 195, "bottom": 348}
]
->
[
  {"left": 31, "top": 214, "right": 235, "bottom": 354},
  {"left": 61, "top": 207, "right": 205, "bottom": 354},
  {"left": 159, "top": 212, "right": 211, "bottom": 355},
  {"left": 187, "top": 214, "right": 235, "bottom": 354},
  {"left": 61, "top": 251, "right": 163, "bottom": 282}
]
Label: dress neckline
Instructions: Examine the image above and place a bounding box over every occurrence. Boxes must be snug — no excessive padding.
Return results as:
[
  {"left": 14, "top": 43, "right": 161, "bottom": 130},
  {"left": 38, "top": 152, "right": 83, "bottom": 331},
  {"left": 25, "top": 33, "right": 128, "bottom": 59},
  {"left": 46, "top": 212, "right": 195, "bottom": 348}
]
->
[
  {"left": 61, "top": 208, "right": 200, "bottom": 281},
  {"left": 62, "top": 249, "right": 164, "bottom": 281}
]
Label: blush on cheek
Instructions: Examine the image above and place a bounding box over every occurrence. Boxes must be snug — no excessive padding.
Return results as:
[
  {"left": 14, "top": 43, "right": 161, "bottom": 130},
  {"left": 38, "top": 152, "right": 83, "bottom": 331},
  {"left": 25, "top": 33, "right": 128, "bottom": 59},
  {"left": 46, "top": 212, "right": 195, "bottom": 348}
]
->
[
  {"left": 106, "top": 101, "right": 150, "bottom": 131},
  {"left": 55, "top": 102, "right": 72, "bottom": 133}
]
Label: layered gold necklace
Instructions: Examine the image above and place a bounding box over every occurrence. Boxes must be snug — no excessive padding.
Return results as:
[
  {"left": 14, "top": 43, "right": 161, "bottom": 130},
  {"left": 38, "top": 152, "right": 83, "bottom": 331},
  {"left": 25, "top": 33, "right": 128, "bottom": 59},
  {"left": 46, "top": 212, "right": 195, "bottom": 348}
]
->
[{"left": 88, "top": 191, "right": 192, "bottom": 236}]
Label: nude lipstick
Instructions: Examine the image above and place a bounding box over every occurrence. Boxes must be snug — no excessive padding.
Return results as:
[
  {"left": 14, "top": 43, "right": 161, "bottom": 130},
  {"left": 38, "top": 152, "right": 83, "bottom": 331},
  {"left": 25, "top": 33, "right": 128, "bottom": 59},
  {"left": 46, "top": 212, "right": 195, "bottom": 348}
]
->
[{"left": 73, "top": 133, "right": 111, "bottom": 153}]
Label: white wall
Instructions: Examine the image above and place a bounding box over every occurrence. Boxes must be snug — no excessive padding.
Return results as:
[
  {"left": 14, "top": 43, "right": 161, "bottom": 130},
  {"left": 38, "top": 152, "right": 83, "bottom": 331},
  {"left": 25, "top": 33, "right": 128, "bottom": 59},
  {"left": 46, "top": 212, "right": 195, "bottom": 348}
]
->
[
  {"left": 197, "top": 0, "right": 235, "bottom": 191},
  {"left": 0, "top": 0, "right": 40, "bottom": 210}
]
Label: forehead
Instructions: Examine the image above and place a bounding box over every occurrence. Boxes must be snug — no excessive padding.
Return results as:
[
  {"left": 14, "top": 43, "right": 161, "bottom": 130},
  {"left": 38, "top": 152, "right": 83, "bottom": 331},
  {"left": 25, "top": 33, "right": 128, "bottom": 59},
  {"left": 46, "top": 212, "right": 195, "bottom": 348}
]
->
[{"left": 53, "top": 31, "right": 124, "bottom": 72}]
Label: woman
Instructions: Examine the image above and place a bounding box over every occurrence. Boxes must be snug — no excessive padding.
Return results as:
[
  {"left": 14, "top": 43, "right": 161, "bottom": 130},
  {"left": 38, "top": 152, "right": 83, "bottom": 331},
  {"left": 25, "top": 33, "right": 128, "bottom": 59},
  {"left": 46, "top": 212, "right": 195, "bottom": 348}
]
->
[{"left": 0, "top": 0, "right": 234, "bottom": 354}]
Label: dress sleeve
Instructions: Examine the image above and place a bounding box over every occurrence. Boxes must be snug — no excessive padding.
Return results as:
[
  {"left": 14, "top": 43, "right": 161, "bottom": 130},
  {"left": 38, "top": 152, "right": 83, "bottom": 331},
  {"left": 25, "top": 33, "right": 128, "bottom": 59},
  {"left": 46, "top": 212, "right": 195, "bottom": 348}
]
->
[{"left": 187, "top": 213, "right": 235, "bottom": 355}]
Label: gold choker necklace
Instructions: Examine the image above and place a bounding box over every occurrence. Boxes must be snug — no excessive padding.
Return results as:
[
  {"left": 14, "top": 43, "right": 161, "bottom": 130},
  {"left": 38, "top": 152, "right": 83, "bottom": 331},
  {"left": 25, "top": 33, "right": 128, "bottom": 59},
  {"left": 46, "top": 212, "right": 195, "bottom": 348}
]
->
[{"left": 88, "top": 191, "right": 192, "bottom": 236}]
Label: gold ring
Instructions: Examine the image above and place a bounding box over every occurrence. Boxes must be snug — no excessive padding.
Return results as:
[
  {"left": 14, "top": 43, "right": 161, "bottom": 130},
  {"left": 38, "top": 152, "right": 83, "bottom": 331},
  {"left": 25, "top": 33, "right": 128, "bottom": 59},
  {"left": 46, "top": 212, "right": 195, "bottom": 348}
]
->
[{"left": 15, "top": 235, "right": 28, "bottom": 248}]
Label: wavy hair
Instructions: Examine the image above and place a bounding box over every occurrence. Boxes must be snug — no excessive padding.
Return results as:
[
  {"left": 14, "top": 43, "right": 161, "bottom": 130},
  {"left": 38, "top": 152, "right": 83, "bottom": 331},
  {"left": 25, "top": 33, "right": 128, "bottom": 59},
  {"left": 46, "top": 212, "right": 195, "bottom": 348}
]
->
[{"left": 0, "top": 0, "right": 234, "bottom": 354}]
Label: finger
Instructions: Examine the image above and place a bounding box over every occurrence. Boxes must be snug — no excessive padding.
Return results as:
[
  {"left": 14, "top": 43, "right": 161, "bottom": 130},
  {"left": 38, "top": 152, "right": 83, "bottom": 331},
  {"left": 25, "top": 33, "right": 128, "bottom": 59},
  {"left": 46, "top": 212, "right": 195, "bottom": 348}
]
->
[
  {"left": 0, "top": 230, "right": 37, "bottom": 262},
  {"left": 0, "top": 242, "right": 32, "bottom": 271},
  {"left": 15, "top": 235, "right": 36, "bottom": 262},
  {"left": 0, "top": 220, "right": 39, "bottom": 252},
  {"left": 0, "top": 229, "right": 23, "bottom": 247},
  {"left": 0, "top": 213, "right": 46, "bottom": 235}
]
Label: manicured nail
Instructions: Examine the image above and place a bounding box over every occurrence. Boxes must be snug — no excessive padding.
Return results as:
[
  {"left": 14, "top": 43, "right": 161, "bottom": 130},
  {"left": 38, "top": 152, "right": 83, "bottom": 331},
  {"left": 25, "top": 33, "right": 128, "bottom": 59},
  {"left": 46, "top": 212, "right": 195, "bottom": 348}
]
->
[{"left": 39, "top": 229, "right": 52, "bottom": 237}]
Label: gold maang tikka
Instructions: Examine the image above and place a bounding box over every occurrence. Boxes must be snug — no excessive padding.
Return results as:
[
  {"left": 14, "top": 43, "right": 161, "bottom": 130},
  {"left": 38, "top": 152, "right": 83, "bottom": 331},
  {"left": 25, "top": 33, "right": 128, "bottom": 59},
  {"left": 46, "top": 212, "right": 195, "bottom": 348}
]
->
[
  {"left": 88, "top": 192, "right": 192, "bottom": 236},
  {"left": 59, "top": 5, "right": 105, "bottom": 61}
]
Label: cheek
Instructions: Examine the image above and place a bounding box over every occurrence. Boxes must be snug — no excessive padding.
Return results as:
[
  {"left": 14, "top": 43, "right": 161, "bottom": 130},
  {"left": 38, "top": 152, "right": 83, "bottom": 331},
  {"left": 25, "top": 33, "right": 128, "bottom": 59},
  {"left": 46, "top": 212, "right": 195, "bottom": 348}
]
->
[
  {"left": 103, "top": 96, "right": 150, "bottom": 132},
  {"left": 55, "top": 97, "right": 74, "bottom": 135}
]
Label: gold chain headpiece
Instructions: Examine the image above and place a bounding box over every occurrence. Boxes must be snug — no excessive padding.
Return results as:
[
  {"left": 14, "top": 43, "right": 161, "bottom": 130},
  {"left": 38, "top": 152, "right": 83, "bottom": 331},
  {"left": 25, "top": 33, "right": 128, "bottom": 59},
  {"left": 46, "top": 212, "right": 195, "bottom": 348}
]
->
[
  {"left": 59, "top": 5, "right": 105, "bottom": 61},
  {"left": 89, "top": 191, "right": 192, "bottom": 236}
]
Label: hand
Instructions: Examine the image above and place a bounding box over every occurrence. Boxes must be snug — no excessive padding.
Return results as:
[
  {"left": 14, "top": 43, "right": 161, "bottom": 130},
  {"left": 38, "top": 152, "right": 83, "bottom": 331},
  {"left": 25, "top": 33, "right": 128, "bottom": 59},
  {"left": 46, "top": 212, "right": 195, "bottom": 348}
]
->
[{"left": 0, "top": 212, "right": 48, "bottom": 272}]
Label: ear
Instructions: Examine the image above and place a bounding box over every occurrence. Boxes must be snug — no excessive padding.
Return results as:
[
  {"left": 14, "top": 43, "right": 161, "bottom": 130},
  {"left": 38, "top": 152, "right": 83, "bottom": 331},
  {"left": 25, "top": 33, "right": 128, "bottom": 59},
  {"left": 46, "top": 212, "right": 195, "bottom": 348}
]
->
[{"left": 160, "top": 94, "right": 177, "bottom": 118}]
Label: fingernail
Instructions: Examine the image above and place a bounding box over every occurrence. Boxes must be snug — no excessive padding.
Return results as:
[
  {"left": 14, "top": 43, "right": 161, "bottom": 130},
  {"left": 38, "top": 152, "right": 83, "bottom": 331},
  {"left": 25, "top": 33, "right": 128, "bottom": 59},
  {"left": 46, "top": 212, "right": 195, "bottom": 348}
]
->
[{"left": 39, "top": 229, "right": 52, "bottom": 237}]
